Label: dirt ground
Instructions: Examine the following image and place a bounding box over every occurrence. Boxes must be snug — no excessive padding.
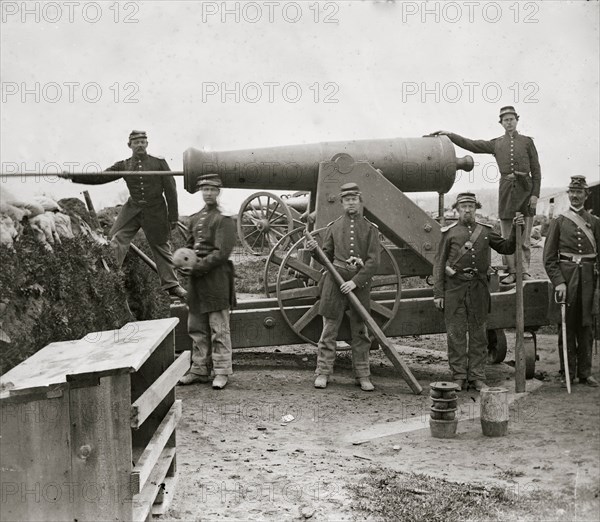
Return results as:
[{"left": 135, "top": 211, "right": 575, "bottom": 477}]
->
[{"left": 164, "top": 330, "right": 600, "bottom": 522}]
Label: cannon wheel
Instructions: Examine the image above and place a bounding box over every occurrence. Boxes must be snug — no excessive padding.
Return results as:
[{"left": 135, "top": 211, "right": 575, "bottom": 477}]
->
[
  {"left": 487, "top": 329, "right": 508, "bottom": 364},
  {"left": 275, "top": 229, "right": 402, "bottom": 345},
  {"left": 525, "top": 331, "right": 537, "bottom": 379},
  {"left": 263, "top": 227, "right": 306, "bottom": 297},
  {"left": 237, "top": 192, "right": 303, "bottom": 255}
]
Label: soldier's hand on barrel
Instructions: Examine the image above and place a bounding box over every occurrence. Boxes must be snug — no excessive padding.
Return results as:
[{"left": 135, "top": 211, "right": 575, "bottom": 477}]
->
[
  {"left": 433, "top": 297, "right": 444, "bottom": 311},
  {"left": 305, "top": 239, "right": 318, "bottom": 251},
  {"left": 555, "top": 283, "right": 567, "bottom": 303},
  {"left": 340, "top": 280, "right": 357, "bottom": 294},
  {"left": 513, "top": 213, "right": 525, "bottom": 226}
]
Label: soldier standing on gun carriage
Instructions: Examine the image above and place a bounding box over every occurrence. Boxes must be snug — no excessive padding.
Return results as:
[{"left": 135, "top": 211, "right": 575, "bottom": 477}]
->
[
  {"left": 178, "top": 174, "right": 236, "bottom": 390},
  {"left": 69, "top": 130, "right": 187, "bottom": 299},
  {"left": 305, "top": 182, "right": 380, "bottom": 392},
  {"left": 543, "top": 175, "right": 600, "bottom": 387},
  {"left": 431, "top": 106, "right": 541, "bottom": 284},
  {"left": 433, "top": 192, "right": 523, "bottom": 391}
]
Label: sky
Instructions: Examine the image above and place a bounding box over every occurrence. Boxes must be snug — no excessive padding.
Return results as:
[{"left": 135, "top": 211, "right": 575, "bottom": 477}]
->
[{"left": 1, "top": 0, "right": 599, "bottom": 215}]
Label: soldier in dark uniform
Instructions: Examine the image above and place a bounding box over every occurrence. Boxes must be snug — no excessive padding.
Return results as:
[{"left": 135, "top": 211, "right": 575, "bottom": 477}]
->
[
  {"left": 433, "top": 192, "right": 523, "bottom": 391},
  {"left": 431, "top": 106, "right": 541, "bottom": 284},
  {"left": 70, "top": 130, "right": 186, "bottom": 298},
  {"left": 305, "top": 183, "right": 381, "bottom": 391},
  {"left": 543, "top": 175, "right": 599, "bottom": 387},
  {"left": 178, "top": 174, "right": 236, "bottom": 390}
]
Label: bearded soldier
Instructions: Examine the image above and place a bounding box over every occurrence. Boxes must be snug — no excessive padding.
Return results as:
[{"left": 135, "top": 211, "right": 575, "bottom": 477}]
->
[
  {"left": 70, "top": 130, "right": 186, "bottom": 299},
  {"left": 305, "top": 182, "right": 380, "bottom": 391},
  {"left": 433, "top": 192, "right": 523, "bottom": 391},
  {"left": 544, "top": 175, "right": 600, "bottom": 387},
  {"left": 178, "top": 174, "right": 236, "bottom": 390},
  {"left": 431, "top": 106, "right": 541, "bottom": 284}
]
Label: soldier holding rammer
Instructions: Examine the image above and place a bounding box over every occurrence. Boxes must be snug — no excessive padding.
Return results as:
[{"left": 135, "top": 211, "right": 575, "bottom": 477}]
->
[
  {"left": 305, "top": 182, "right": 380, "bottom": 392},
  {"left": 70, "top": 130, "right": 186, "bottom": 299}
]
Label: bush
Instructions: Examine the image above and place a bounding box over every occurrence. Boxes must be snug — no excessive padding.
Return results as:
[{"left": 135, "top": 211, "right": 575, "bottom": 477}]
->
[{"left": 0, "top": 232, "right": 175, "bottom": 375}]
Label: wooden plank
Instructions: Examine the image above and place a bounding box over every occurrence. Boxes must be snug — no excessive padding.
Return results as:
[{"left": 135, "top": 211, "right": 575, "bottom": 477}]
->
[
  {"left": 131, "top": 400, "right": 182, "bottom": 494},
  {"left": 152, "top": 470, "right": 179, "bottom": 516},
  {"left": 0, "top": 318, "right": 179, "bottom": 396},
  {"left": 370, "top": 300, "right": 394, "bottom": 320},
  {"left": 283, "top": 256, "right": 323, "bottom": 282},
  {"left": 0, "top": 394, "right": 72, "bottom": 522},
  {"left": 131, "top": 352, "right": 189, "bottom": 429},
  {"left": 131, "top": 447, "right": 177, "bottom": 522},
  {"left": 69, "top": 373, "right": 133, "bottom": 521},
  {"left": 279, "top": 285, "right": 320, "bottom": 301}
]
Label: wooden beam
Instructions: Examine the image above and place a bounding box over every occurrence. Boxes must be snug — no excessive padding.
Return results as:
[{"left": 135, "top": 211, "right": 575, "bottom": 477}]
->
[
  {"left": 130, "top": 352, "right": 189, "bottom": 429},
  {"left": 131, "top": 400, "right": 182, "bottom": 494},
  {"left": 131, "top": 446, "right": 176, "bottom": 522}
]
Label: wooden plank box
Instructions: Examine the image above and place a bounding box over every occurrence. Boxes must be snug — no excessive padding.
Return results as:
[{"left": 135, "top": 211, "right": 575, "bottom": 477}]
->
[{"left": 0, "top": 318, "right": 188, "bottom": 522}]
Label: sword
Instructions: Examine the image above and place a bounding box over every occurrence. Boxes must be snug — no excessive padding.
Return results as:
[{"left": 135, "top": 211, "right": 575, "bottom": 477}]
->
[{"left": 555, "top": 294, "right": 571, "bottom": 394}]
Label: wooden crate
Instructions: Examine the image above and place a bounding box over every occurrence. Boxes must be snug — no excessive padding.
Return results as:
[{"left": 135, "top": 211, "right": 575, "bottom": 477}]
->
[{"left": 0, "top": 318, "right": 189, "bottom": 522}]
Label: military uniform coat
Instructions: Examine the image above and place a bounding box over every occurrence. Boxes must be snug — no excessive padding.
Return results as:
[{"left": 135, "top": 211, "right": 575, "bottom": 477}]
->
[
  {"left": 543, "top": 209, "right": 600, "bottom": 327},
  {"left": 72, "top": 154, "right": 178, "bottom": 244},
  {"left": 186, "top": 205, "right": 237, "bottom": 314},
  {"left": 316, "top": 214, "right": 380, "bottom": 319},
  {"left": 433, "top": 221, "right": 517, "bottom": 321},
  {"left": 448, "top": 131, "right": 541, "bottom": 219}
]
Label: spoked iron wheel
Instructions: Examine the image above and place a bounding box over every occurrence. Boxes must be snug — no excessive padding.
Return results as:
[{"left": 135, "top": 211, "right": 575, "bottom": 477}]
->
[
  {"left": 237, "top": 192, "right": 302, "bottom": 255},
  {"left": 263, "top": 226, "right": 307, "bottom": 297},
  {"left": 275, "top": 231, "right": 402, "bottom": 345}
]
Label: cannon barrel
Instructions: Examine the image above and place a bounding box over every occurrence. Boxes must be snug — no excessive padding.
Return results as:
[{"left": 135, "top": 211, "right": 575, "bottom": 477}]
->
[{"left": 183, "top": 136, "right": 473, "bottom": 194}]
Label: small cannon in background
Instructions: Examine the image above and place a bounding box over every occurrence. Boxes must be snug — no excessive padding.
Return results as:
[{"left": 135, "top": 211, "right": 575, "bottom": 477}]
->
[{"left": 236, "top": 191, "right": 310, "bottom": 255}]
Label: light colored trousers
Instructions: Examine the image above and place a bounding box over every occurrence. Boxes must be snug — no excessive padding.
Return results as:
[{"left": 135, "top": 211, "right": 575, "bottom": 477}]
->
[
  {"left": 500, "top": 216, "right": 533, "bottom": 275},
  {"left": 188, "top": 309, "right": 233, "bottom": 376},
  {"left": 316, "top": 311, "right": 371, "bottom": 378},
  {"left": 110, "top": 217, "right": 179, "bottom": 291}
]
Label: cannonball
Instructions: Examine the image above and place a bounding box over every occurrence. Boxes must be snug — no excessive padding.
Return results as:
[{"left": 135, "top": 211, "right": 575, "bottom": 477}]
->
[{"left": 172, "top": 248, "right": 197, "bottom": 269}]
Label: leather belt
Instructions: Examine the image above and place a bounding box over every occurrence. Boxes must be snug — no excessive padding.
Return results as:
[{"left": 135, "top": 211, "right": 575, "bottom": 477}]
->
[
  {"left": 560, "top": 253, "right": 596, "bottom": 263},
  {"left": 333, "top": 260, "right": 358, "bottom": 272}
]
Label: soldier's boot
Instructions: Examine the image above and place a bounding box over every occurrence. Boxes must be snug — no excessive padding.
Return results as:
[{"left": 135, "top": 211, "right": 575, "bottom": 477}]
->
[
  {"left": 314, "top": 375, "right": 328, "bottom": 389},
  {"left": 212, "top": 375, "right": 228, "bottom": 389},
  {"left": 355, "top": 377, "right": 375, "bottom": 392},
  {"left": 453, "top": 379, "right": 466, "bottom": 392},
  {"left": 179, "top": 373, "right": 209, "bottom": 385},
  {"left": 469, "top": 380, "right": 488, "bottom": 392},
  {"left": 168, "top": 285, "right": 188, "bottom": 300},
  {"left": 581, "top": 376, "right": 599, "bottom": 387}
]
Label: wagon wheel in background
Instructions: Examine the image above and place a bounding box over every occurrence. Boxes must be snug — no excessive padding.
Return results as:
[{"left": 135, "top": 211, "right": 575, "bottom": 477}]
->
[
  {"left": 263, "top": 226, "right": 308, "bottom": 297},
  {"left": 487, "top": 329, "right": 508, "bottom": 364},
  {"left": 237, "top": 192, "right": 304, "bottom": 255},
  {"left": 275, "top": 232, "right": 402, "bottom": 345},
  {"left": 524, "top": 331, "right": 537, "bottom": 379}
]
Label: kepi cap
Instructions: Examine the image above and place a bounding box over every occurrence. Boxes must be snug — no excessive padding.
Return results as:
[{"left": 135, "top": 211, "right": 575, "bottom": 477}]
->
[
  {"left": 568, "top": 175, "right": 589, "bottom": 190},
  {"left": 197, "top": 173, "right": 223, "bottom": 188},
  {"left": 128, "top": 130, "right": 147, "bottom": 144},
  {"left": 339, "top": 182, "right": 361, "bottom": 198},
  {"left": 499, "top": 106, "right": 519, "bottom": 120},
  {"left": 452, "top": 192, "right": 482, "bottom": 209}
]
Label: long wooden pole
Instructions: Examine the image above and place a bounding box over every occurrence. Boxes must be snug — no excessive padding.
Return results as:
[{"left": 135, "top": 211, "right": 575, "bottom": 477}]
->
[
  {"left": 514, "top": 216, "right": 526, "bottom": 392},
  {"left": 304, "top": 230, "right": 423, "bottom": 395}
]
